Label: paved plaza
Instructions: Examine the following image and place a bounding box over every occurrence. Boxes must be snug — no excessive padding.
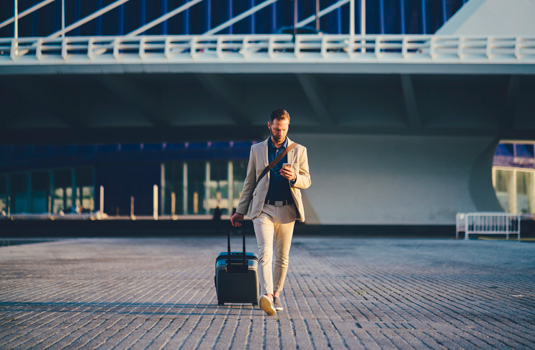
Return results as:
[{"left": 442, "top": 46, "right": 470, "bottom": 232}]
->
[{"left": 0, "top": 236, "right": 534, "bottom": 349}]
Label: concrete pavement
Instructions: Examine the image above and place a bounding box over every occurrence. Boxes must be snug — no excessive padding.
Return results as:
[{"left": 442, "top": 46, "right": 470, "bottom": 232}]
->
[{"left": 0, "top": 237, "right": 534, "bottom": 349}]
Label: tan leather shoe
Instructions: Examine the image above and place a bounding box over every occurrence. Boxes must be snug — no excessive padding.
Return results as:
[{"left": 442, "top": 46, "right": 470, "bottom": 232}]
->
[{"left": 259, "top": 295, "right": 276, "bottom": 316}]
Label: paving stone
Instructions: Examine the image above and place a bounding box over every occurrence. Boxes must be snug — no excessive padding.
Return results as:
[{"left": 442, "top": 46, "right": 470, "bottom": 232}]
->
[{"left": 0, "top": 237, "right": 534, "bottom": 349}]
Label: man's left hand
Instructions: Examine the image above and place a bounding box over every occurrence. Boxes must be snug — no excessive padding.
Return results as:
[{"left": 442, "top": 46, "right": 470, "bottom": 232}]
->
[{"left": 280, "top": 167, "right": 296, "bottom": 181}]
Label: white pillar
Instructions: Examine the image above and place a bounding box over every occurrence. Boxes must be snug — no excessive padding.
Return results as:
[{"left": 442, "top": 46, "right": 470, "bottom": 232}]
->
[
  {"left": 130, "top": 196, "right": 135, "bottom": 220},
  {"left": 205, "top": 161, "right": 210, "bottom": 215},
  {"left": 153, "top": 184, "right": 158, "bottom": 220},
  {"left": 228, "top": 161, "right": 234, "bottom": 215},
  {"left": 350, "top": 0, "right": 354, "bottom": 37},
  {"left": 509, "top": 170, "right": 517, "bottom": 214},
  {"left": 360, "top": 0, "right": 365, "bottom": 36},
  {"left": 61, "top": 0, "right": 65, "bottom": 38},
  {"left": 360, "top": 0, "right": 366, "bottom": 53},
  {"left": 14, "top": 0, "right": 18, "bottom": 39},
  {"left": 99, "top": 185, "right": 104, "bottom": 214},
  {"left": 171, "top": 191, "right": 176, "bottom": 218},
  {"left": 160, "top": 162, "right": 165, "bottom": 216},
  {"left": 183, "top": 162, "right": 188, "bottom": 215}
]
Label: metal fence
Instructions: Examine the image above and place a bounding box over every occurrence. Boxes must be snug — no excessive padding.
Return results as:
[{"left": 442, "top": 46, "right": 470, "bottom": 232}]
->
[
  {"left": 1, "top": 35, "right": 535, "bottom": 65},
  {"left": 456, "top": 212, "right": 521, "bottom": 240}
]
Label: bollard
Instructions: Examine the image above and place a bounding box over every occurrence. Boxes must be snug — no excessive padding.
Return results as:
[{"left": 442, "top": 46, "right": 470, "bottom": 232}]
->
[
  {"left": 153, "top": 185, "right": 158, "bottom": 220},
  {"left": 99, "top": 185, "right": 104, "bottom": 215},
  {"left": 171, "top": 191, "right": 177, "bottom": 220},
  {"left": 130, "top": 196, "right": 136, "bottom": 220},
  {"left": 47, "top": 195, "right": 51, "bottom": 219}
]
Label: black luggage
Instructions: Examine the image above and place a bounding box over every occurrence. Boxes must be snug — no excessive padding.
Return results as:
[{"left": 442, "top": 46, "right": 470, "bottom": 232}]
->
[{"left": 215, "top": 225, "right": 259, "bottom": 305}]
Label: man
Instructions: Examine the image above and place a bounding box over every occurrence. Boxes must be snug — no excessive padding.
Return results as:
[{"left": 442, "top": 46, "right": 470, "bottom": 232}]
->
[{"left": 230, "top": 108, "right": 311, "bottom": 316}]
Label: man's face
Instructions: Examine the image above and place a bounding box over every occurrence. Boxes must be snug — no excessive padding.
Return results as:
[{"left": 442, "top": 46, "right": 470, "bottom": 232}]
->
[{"left": 268, "top": 118, "right": 289, "bottom": 145}]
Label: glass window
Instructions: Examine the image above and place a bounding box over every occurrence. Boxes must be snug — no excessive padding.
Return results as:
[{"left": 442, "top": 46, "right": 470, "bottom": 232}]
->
[
  {"left": 31, "top": 172, "right": 50, "bottom": 214},
  {"left": 163, "top": 162, "right": 184, "bottom": 215},
  {"left": 76, "top": 167, "right": 95, "bottom": 213},
  {"left": 53, "top": 169, "right": 72, "bottom": 214},
  {"left": 517, "top": 171, "right": 534, "bottom": 214},
  {"left": 187, "top": 162, "right": 205, "bottom": 215},
  {"left": 208, "top": 161, "right": 229, "bottom": 215},
  {"left": 493, "top": 169, "right": 512, "bottom": 213},
  {"left": 10, "top": 173, "right": 30, "bottom": 214},
  {"left": 233, "top": 160, "right": 248, "bottom": 211}
]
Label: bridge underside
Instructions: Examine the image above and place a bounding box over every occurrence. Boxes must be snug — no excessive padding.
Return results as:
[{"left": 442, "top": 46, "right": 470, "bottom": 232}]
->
[
  {"left": 1, "top": 72, "right": 534, "bottom": 225},
  {"left": 1, "top": 72, "right": 534, "bottom": 144}
]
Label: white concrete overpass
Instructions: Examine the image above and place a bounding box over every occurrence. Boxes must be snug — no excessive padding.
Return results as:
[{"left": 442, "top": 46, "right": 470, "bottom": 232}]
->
[{"left": 1, "top": 33, "right": 535, "bottom": 226}]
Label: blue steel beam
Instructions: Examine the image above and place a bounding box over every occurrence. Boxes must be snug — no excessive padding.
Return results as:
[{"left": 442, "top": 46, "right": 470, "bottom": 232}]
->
[{"left": 420, "top": 0, "right": 426, "bottom": 34}]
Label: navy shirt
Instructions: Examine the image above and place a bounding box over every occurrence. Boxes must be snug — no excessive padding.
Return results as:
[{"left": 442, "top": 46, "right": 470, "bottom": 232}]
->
[{"left": 265, "top": 137, "right": 294, "bottom": 202}]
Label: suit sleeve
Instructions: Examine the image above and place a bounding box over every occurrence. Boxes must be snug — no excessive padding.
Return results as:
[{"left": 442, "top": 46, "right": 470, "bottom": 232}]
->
[
  {"left": 291, "top": 146, "right": 311, "bottom": 190},
  {"left": 236, "top": 147, "right": 257, "bottom": 215}
]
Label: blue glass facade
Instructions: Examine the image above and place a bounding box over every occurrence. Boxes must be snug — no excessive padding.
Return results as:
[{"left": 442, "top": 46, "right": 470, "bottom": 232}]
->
[
  {"left": 0, "top": 142, "right": 254, "bottom": 217},
  {"left": 0, "top": 0, "right": 467, "bottom": 38}
]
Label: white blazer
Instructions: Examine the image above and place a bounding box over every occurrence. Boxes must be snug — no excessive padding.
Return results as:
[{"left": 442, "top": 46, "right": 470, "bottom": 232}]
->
[{"left": 236, "top": 137, "right": 311, "bottom": 222}]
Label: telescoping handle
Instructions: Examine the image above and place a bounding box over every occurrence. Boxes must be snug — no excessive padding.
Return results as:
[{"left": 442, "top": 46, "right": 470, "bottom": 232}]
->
[{"left": 227, "top": 224, "right": 247, "bottom": 268}]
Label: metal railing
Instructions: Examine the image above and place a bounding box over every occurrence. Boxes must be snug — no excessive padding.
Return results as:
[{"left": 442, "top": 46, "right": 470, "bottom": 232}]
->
[
  {"left": 1, "top": 35, "right": 534, "bottom": 65},
  {"left": 456, "top": 212, "right": 521, "bottom": 240}
]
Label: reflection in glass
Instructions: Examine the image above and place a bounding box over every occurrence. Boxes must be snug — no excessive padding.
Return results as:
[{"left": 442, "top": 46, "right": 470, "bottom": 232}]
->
[
  {"left": 31, "top": 172, "right": 49, "bottom": 213},
  {"left": 494, "top": 169, "right": 512, "bottom": 212}
]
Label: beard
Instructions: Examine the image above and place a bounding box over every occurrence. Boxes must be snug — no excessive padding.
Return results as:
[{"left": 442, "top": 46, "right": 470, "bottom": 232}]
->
[{"left": 270, "top": 131, "right": 286, "bottom": 144}]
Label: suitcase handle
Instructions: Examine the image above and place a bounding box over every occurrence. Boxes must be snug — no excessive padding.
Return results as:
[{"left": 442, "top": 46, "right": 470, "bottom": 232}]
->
[{"left": 227, "top": 224, "right": 247, "bottom": 268}]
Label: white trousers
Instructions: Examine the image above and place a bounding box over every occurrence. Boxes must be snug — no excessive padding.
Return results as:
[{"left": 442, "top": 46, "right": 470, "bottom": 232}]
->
[{"left": 253, "top": 203, "right": 297, "bottom": 296}]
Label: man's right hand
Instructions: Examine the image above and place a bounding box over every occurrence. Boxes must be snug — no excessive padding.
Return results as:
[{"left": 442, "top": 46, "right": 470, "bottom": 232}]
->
[{"left": 230, "top": 212, "right": 244, "bottom": 227}]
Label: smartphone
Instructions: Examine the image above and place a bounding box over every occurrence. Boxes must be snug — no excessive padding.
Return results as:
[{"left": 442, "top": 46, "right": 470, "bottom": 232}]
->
[{"left": 282, "top": 163, "right": 292, "bottom": 170}]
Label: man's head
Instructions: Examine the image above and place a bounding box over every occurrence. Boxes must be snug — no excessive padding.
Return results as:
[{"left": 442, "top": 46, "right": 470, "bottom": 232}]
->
[{"left": 268, "top": 109, "right": 290, "bottom": 146}]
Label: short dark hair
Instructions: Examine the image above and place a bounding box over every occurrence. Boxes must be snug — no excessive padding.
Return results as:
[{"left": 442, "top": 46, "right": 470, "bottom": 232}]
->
[{"left": 270, "top": 109, "right": 290, "bottom": 122}]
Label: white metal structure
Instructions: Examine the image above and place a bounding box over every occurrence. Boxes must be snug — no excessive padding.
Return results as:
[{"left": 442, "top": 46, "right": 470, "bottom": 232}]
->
[
  {"left": 1, "top": 35, "right": 534, "bottom": 67},
  {"left": 0, "top": 0, "right": 55, "bottom": 30},
  {"left": 456, "top": 213, "right": 521, "bottom": 240}
]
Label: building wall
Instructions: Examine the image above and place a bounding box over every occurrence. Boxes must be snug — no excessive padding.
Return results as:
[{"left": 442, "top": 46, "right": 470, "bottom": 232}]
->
[{"left": 295, "top": 133, "right": 502, "bottom": 225}]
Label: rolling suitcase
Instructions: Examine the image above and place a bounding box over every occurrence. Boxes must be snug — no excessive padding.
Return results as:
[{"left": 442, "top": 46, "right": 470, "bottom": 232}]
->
[{"left": 215, "top": 225, "right": 259, "bottom": 305}]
